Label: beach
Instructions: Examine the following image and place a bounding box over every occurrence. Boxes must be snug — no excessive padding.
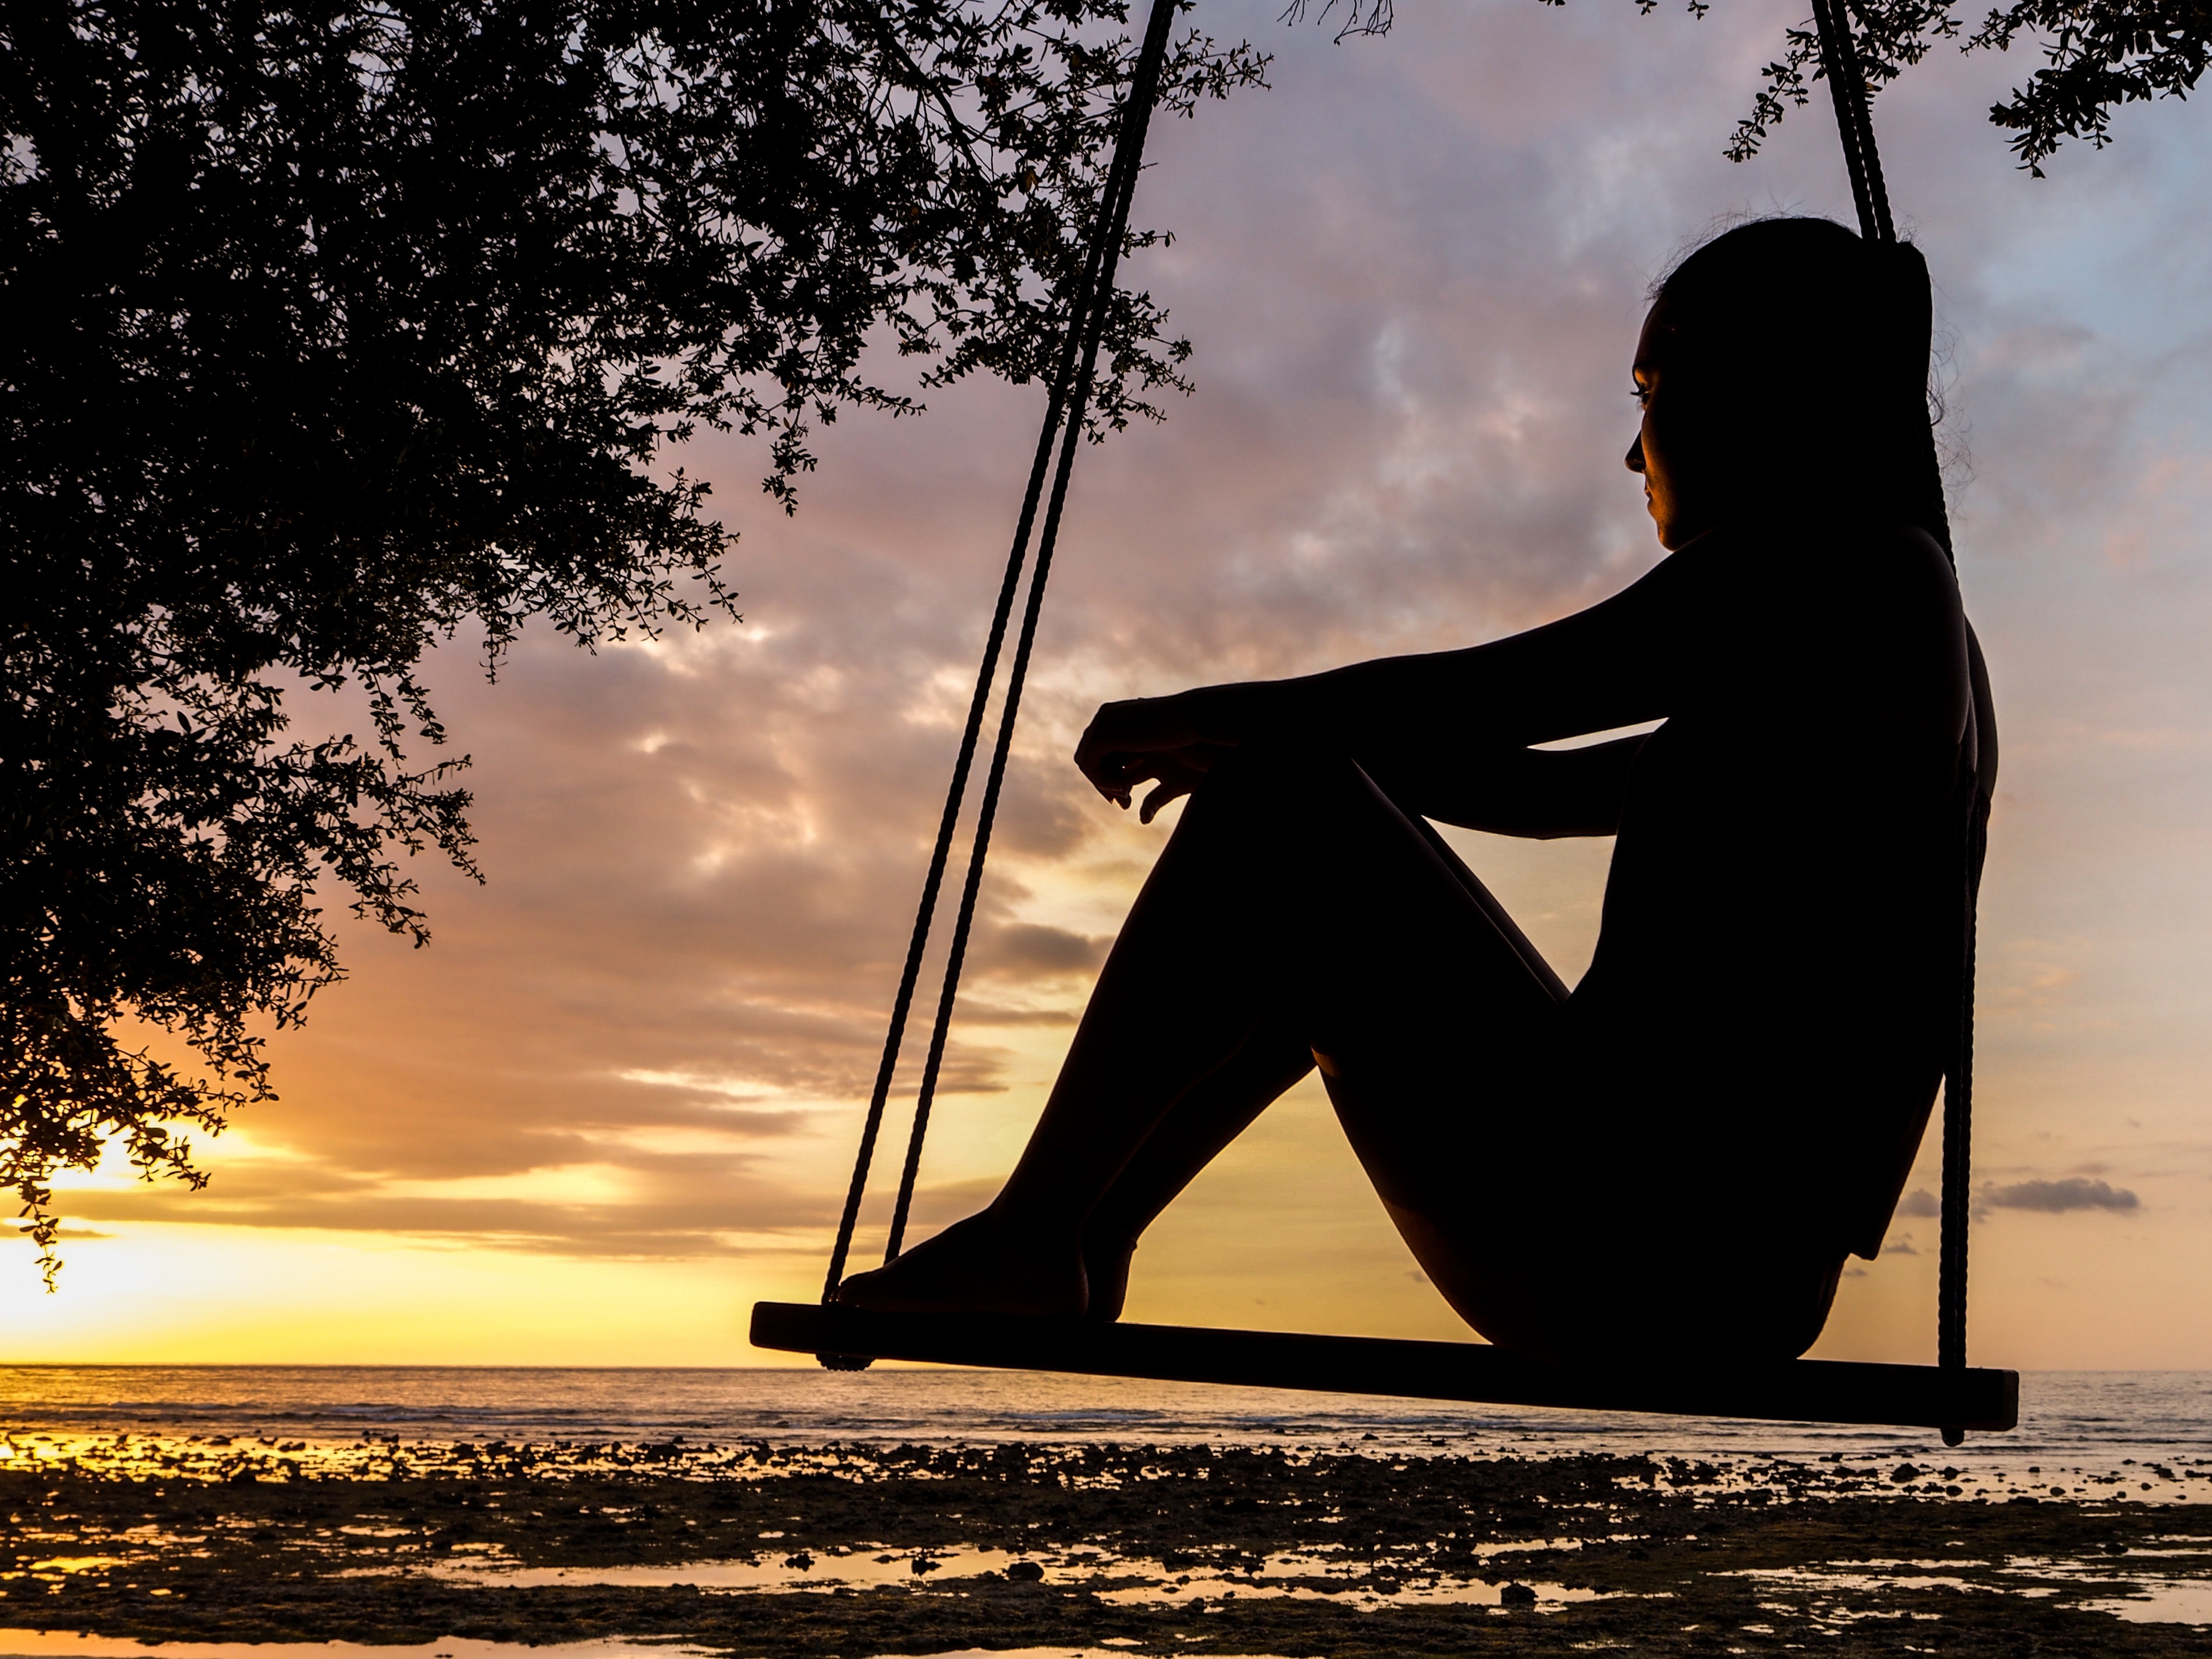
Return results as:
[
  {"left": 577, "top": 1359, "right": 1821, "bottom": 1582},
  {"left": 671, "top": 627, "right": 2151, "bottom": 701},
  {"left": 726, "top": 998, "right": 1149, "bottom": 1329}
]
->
[{"left": 1, "top": 1368, "right": 2207, "bottom": 1656}]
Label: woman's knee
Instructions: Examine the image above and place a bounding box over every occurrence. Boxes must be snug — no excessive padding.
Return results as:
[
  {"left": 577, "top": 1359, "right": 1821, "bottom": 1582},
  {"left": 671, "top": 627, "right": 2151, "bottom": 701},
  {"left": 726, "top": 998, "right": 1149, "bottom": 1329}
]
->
[
  {"left": 1190, "top": 744, "right": 1413, "bottom": 850},
  {"left": 1196, "top": 741, "right": 1355, "bottom": 806},
  {"left": 1170, "top": 745, "right": 1374, "bottom": 867}
]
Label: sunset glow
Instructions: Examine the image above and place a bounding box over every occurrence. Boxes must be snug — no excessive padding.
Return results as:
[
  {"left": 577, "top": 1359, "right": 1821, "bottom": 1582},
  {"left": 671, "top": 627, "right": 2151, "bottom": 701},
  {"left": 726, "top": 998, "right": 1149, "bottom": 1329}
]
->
[{"left": 17, "top": 0, "right": 2211, "bottom": 1373}]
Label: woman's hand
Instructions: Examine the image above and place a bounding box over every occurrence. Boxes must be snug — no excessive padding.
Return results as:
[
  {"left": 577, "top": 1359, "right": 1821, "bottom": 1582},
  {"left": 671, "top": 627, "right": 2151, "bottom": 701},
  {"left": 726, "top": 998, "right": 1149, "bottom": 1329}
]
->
[{"left": 1074, "top": 689, "right": 1256, "bottom": 823}]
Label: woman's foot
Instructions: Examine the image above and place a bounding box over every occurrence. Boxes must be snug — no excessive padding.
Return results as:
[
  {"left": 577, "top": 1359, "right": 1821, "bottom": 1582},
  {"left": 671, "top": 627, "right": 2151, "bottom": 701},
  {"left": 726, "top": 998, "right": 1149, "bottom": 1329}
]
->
[{"left": 836, "top": 1209, "right": 1087, "bottom": 1317}]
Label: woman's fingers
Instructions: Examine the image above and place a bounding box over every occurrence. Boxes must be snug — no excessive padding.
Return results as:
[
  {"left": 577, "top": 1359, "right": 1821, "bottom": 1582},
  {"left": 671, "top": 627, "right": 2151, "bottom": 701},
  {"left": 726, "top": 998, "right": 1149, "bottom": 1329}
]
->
[
  {"left": 1094, "top": 753, "right": 1163, "bottom": 811},
  {"left": 1138, "top": 777, "right": 1191, "bottom": 824},
  {"left": 1073, "top": 711, "right": 1126, "bottom": 798},
  {"left": 1073, "top": 690, "right": 1251, "bottom": 808},
  {"left": 1076, "top": 695, "right": 1205, "bottom": 777},
  {"left": 1080, "top": 747, "right": 1198, "bottom": 814},
  {"left": 1080, "top": 747, "right": 1138, "bottom": 806},
  {"left": 1135, "top": 751, "right": 1223, "bottom": 823}
]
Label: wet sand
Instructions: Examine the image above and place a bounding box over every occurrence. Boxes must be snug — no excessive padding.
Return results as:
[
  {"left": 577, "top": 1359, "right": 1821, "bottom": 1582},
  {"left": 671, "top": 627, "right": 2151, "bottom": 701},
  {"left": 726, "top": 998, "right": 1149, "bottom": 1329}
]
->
[{"left": 1, "top": 1433, "right": 2206, "bottom": 1656}]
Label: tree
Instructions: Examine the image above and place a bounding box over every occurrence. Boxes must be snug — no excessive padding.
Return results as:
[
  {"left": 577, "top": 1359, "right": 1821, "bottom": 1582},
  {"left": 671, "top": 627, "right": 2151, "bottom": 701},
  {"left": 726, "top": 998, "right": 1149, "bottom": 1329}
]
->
[{"left": 1, "top": 0, "right": 1265, "bottom": 1281}]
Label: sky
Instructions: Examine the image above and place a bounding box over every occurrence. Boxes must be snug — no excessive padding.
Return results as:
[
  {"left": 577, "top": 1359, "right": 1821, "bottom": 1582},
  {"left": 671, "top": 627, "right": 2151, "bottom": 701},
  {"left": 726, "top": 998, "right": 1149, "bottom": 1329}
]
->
[{"left": 11, "top": 0, "right": 2211, "bottom": 1371}]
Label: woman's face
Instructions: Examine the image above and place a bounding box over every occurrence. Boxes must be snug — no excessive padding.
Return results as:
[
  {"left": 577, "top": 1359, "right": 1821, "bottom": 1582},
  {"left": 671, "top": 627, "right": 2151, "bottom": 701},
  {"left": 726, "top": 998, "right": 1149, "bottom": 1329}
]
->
[{"left": 1624, "top": 297, "right": 1721, "bottom": 551}]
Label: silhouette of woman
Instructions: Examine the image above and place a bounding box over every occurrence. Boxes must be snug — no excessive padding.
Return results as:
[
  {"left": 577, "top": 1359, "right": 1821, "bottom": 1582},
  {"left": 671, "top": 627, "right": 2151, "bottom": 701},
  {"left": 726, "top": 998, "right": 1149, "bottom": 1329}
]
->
[{"left": 839, "top": 217, "right": 1997, "bottom": 1365}]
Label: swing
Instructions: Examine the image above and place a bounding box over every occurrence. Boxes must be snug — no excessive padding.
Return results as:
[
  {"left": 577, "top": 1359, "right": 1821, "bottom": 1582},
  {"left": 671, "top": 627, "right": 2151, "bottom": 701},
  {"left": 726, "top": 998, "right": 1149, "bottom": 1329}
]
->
[{"left": 751, "top": 0, "right": 2019, "bottom": 1441}]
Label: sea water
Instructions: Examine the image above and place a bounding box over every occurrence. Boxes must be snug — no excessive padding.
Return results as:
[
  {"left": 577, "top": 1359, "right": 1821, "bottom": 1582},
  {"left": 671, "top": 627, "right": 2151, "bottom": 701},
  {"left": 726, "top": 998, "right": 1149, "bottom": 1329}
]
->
[{"left": 0, "top": 1365, "right": 2205, "bottom": 1473}]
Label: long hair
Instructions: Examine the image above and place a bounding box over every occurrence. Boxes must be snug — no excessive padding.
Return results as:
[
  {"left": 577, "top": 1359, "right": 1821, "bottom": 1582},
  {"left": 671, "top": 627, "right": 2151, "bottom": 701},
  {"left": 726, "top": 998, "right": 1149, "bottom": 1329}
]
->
[{"left": 1652, "top": 217, "right": 1951, "bottom": 561}]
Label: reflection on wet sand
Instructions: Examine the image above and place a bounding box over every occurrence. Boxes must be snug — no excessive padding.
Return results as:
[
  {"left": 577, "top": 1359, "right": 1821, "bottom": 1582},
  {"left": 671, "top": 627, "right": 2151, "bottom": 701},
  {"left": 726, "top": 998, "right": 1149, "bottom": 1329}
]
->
[
  {"left": 422, "top": 1539, "right": 1608, "bottom": 1609},
  {"left": 0, "top": 1432, "right": 2206, "bottom": 1655}
]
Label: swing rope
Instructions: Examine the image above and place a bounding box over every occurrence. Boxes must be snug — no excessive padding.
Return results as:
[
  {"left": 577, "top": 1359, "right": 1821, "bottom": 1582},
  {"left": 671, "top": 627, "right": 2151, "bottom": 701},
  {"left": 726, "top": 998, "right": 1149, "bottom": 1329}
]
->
[
  {"left": 818, "top": 0, "right": 1182, "bottom": 1325},
  {"left": 1810, "top": 0, "right": 1894, "bottom": 246},
  {"left": 1808, "top": 0, "right": 1982, "bottom": 1444},
  {"left": 813, "top": 0, "right": 1989, "bottom": 1441},
  {"left": 882, "top": 0, "right": 1184, "bottom": 1267}
]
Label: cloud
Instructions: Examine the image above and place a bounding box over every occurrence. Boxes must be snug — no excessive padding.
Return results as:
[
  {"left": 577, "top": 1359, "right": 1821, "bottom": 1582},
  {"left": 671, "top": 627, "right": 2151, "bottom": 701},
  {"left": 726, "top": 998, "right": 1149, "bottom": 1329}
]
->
[
  {"left": 1982, "top": 1178, "right": 2141, "bottom": 1214},
  {"left": 1895, "top": 1188, "right": 1941, "bottom": 1218},
  {"left": 967, "top": 923, "right": 1110, "bottom": 978},
  {"left": 53, "top": 1196, "right": 817, "bottom": 1261}
]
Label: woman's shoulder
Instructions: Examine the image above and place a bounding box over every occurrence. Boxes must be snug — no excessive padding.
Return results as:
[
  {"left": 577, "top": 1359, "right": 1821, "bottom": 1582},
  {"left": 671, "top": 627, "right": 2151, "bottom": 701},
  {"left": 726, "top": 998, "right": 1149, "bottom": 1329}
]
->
[
  {"left": 1663, "top": 516, "right": 1968, "bottom": 733},
  {"left": 1658, "top": 517, "right": 1960, "bottom": 635},
  {"left": 1674, "top": 514, "right": 1955, "bottom": 589}
]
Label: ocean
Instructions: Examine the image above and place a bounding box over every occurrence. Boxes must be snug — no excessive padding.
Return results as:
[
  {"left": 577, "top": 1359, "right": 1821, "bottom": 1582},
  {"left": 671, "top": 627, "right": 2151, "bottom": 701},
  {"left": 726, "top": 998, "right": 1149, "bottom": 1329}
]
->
[{"left": 1, "top": 1365, "right": 2206, "bottom": 1483}]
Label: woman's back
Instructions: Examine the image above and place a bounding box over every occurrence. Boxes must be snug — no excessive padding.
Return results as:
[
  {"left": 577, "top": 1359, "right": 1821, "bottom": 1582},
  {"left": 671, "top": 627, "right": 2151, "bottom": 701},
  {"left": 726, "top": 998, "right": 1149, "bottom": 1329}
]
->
[{"left": 1577, "top": 516, "right": 1975, "bottom": 1257}]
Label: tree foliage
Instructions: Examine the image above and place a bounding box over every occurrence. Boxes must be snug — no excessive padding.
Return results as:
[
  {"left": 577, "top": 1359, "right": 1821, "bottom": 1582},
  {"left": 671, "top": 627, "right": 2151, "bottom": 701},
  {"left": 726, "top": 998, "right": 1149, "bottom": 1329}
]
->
[
  {"left": 1726, "top": 0, "right": 2212, "bottom": 172},
  {"left": 1, "top": 0, "right": 1265, "bottom": 1279},
  {"left": 1319, "top": 0, "right": 2207, "bottom": 173}
]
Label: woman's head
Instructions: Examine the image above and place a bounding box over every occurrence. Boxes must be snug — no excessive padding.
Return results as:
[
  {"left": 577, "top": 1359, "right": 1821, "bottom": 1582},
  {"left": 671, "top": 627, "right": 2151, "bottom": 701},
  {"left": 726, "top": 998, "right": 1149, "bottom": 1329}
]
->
[{"left": 1626, "top": 216, "right": 1947, "bottom": 552}]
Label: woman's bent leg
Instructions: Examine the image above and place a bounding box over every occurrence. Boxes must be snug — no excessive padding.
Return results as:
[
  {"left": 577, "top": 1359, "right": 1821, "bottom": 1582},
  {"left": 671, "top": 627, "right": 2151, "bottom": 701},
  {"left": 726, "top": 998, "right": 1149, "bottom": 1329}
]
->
[
  {"left": 1079, "top": 1007, "right": 1316, "bottom": 1320},
  {"left": 838, "top": 746, "right": 1566, "bottom": 1316},
  {"left": 1261, "top": 764, "right": 1595, "bottom": 1348}
]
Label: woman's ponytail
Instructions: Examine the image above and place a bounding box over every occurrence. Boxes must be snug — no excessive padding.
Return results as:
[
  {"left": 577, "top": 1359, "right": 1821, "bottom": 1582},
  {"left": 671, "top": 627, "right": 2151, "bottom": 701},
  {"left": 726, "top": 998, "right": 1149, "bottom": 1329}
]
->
[{"left": 1877, "top": 241, "right": 1953, "bottom": 564}]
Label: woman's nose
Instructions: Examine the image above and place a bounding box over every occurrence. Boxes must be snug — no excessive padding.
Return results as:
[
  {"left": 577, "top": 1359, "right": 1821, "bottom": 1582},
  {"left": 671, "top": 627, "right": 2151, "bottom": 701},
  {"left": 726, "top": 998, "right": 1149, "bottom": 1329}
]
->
[{"left": 1625, "top": 433, "right": 1646, "bottom": 474}]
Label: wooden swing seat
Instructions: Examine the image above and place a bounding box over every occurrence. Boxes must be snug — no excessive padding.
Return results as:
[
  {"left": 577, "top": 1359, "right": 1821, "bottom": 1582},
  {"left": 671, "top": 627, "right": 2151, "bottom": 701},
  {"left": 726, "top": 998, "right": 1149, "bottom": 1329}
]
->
[{"left": 749, "top": 1301, "right": 2018, "bottom": 1432}]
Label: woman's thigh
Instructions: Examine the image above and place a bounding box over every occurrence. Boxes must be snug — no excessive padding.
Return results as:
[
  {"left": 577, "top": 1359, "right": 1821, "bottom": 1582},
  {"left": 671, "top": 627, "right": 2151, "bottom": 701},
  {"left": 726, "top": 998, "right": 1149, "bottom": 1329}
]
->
[
  {"left": 1192, "top": 747, "right": 1565, "bottom": 1056},
  {"left": 1194, "top": 752, "right": 1844, "bottom": 1364},
  {"left": 1184, "top": 749, "right": 1575, "bottom": 1203},
  {"left": 1401, "top": 1156, "right": 1851, "bottom": 1364},
  {"left": 1379, "top": 1045, "right": 1853, "bottom": 1364}
]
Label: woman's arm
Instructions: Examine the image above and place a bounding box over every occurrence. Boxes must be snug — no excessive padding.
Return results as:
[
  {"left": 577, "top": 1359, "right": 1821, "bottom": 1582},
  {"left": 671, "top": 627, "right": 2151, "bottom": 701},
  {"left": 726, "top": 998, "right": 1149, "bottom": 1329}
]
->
[
  {"left": 1076, "top": 548, "right": 1692, "bottom": 819},
  {"left": 1358, "top": 733, "right": 1650, "bottom": 839}
]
